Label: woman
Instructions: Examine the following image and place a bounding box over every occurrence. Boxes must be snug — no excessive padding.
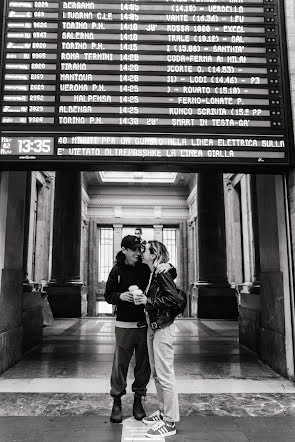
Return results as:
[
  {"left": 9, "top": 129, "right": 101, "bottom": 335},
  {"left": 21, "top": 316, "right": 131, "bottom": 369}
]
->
[{"left": 136, "top": 240, "right": 180, "bottom": 439}]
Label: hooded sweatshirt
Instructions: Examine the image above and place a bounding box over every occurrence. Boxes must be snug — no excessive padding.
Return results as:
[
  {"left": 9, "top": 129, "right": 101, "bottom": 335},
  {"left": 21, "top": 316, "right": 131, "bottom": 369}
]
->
[{"left": 104, "top": 251, "right": 150, "bottom": 323}]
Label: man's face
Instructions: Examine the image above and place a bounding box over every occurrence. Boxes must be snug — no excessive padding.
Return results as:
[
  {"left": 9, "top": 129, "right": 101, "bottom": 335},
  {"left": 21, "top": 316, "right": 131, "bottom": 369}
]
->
[
  {"left": 135, "top": 229, "right": 142, "bottom": 238},
  {"left": 122, "top": 246, "right": 141, "bottom": 266}
]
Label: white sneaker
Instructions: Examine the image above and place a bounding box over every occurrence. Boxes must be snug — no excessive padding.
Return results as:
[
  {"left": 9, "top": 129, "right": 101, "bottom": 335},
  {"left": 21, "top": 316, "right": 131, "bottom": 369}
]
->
[
  {"left": 146, "top": 420, "right": 176, "bottom": 438},
  {"left": 142, "top": 410, "right": 163, "bottom": 425}
]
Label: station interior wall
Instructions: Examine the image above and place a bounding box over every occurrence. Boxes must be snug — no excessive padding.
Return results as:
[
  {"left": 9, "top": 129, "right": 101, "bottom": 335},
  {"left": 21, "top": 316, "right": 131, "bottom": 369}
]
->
[
  {"left": 1, "top": 0, "right": 295, "bottom": 382},
  {"left": 0, "top": 169, "right": 294, "bottom": 380}
]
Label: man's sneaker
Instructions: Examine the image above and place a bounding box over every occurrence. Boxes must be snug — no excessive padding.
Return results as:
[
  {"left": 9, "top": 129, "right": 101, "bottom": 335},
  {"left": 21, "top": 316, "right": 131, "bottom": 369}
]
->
[
  {"left": 146, "top": 420, "right": 176, "bottom": 438},
  {"left": 142, "top": 410, "right": 163, "bottom": 425}
]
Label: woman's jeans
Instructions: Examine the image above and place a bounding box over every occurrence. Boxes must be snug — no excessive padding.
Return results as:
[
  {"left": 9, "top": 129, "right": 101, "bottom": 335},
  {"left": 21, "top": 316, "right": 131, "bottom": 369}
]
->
[{"left": 147, "top": 321, "right": 180, "bottom": 422}]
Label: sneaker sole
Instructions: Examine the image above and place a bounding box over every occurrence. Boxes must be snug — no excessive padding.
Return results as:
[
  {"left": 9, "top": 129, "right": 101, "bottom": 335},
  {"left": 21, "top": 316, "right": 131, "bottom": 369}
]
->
[
  {"left": 146, "top": 429, "right": 176, "bottom": 438},
  {"left": 142, "top": 418, "right": 162, "bottom": 425}
]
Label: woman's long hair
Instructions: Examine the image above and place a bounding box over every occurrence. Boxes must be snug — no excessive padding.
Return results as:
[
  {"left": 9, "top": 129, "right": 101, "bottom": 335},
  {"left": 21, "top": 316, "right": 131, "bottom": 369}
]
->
[{"left": 147, "top": 240, "right": 170, "bottom": 267}]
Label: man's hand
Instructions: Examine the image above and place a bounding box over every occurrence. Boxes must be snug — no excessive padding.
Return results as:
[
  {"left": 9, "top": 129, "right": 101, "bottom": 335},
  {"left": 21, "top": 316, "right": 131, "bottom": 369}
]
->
[
  {"left": 156, "top": 263, "right": 172, "bottom": 274},
  {"left": 120, "top": 291, "right": 134, "bottom": 302}
]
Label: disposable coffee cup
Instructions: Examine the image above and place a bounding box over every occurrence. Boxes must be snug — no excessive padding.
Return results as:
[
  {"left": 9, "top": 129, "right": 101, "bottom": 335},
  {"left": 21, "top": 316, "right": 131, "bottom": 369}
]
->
[
  {"left": 129, "top": 285, "right": 139, "bottom": 293},
  {"left": 132, "top": 289, "right": 143, "bottom": 304}
]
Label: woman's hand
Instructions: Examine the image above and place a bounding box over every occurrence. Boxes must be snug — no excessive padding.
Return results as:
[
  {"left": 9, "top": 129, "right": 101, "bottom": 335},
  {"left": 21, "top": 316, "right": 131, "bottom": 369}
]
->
[{"left": 134, "top": 294, "right": 148, "bottom": 305}]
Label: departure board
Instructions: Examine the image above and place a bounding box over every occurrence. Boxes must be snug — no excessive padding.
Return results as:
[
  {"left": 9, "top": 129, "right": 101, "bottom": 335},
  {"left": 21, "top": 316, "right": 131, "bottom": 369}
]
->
[{"left": 0, "top": 0, "right": 294, "bottom": 170}]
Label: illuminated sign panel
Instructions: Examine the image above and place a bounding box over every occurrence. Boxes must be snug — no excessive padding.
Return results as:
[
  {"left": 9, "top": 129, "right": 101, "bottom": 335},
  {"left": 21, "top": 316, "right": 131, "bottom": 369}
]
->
[{"left": 0, "top": 0, "right": 293, "bottom": 169}]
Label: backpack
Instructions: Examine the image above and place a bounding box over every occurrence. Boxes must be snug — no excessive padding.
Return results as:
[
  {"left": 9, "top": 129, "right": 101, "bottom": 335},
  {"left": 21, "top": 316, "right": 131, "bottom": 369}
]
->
[{"left": 174, "top": 288, "right": 187, "bottom": 316}]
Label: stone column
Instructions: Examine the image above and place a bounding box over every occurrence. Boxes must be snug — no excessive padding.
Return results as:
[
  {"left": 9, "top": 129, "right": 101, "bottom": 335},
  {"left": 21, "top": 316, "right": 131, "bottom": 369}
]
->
[
  {"left": 187, "top": 220, "right": 194, "bottom": 286},
  {"left": 47, "top": 171, "right": 83, "bottom": 317},
  {"left": 87, "top": 220, "right": 98, "bottom": 317},
  {"left": 229, "top": 181, "right": 244, "bottom": 286},
  {"left": 196, "top": 172, "right": 238, "bottom": 318},
  {"left": 238, "top": 175, "right": 261, "bottom": 352},
  {"left": 0, "top": 172, "right": 28, "bottom": 374},
  {"left": 187, "top": 221, "right": 194, "bottom": 317},
  {"left": 34, "top": 175, "right": 53, "bottom": 282},
  {"left": 113, "top": 224, "right": 123, "bottom": 260},
  {"left": 249, "top": 175, "right": 261, "bottom": 294},
  {"left": 255, "top": 175, "right": 289, "bottom": 376},
  {"left": 190, "top": 217, "right": 198, "bottom": 317},
  {"left": 179, "top": 221, "right": 188, "bottom": 317},
  {"left": 192, "top": 218, "right": 198, "bottom": 283},
  {"left": 181, "top": 221, "right": 188, "bottom": 294},
  {"left": 153, "top": 225, "right": 163, "bottom": 242},
  {"left": 224, "top": 179, "right": 236, "bottom": 286},
  {"left": 22, "top": 172, "right": 32, "bottom": 277}
]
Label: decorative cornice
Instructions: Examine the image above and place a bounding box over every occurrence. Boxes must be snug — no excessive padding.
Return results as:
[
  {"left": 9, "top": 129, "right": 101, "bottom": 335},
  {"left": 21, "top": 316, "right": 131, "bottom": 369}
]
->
[{"left": 88, "top": 204, "right": 188, "bottom": 209}]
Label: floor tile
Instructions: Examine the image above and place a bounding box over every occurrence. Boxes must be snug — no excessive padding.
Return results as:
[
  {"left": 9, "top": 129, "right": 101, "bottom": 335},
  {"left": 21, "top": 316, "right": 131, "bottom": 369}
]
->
[{"left": 1, "top": 318, "right": 295, "bottom": 441}]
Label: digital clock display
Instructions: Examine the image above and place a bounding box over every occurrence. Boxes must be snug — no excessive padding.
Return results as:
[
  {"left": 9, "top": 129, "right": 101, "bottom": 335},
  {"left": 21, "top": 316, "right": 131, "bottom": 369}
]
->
[
  {"left": 0, "top": 0, "right": 293, "bottom": 169},
  {"left": 0, "top": 137, "right": 54, "bottom": 155}
]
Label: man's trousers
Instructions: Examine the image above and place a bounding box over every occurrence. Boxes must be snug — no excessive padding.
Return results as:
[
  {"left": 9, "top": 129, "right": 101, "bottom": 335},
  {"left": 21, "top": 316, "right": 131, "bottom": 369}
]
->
[{"left": 110, "top": 326, "right": 151, "bottom": 398}]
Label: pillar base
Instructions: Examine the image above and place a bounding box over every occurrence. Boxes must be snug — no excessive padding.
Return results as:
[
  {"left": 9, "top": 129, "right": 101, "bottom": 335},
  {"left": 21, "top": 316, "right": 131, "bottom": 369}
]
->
[
  {"left": 0, "top": 327, "right": 23, "bottom": 375},
  {"left": 47, "top": 285, "right": 87, "bottom": 318},
  {"left": 238, "top": 292, "right": 261, "bottom": 352},
  {"left": 22, "top": 291, "right": 43, "bottom": 352},
  {"left": 249, "top": 282, "right": 261, "bottom": 295},
  {"left": 195, "top": 286, "right": 238, "bottom": 319}
]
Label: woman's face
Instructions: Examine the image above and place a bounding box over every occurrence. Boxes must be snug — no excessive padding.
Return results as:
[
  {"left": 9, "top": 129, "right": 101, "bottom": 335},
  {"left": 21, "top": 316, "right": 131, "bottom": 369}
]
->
[{"left": 141, "top": 243, "right": 155, "bottom": 266}]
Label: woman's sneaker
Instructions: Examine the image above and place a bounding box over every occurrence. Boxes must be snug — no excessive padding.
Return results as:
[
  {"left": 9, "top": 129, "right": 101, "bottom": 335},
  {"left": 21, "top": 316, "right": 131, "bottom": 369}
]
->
[
  {"left": 142, "top": 410, "right": 163, "bottom": 425},
  {"left": 146, "top": 420, "right": 176, "bottom": 438}
]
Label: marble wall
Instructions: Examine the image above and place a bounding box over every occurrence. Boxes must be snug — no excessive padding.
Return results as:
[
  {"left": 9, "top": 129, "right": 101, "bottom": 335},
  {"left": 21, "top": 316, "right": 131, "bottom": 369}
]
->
[
  {"left": 0, "top": 171, "right": 57, "bottom": 374},
  {"left": 225, "top": 173, "right": 293, "bottom": 378},
  {"left": 285, "top": 0, "right": 295, "bottom": 249},
  {"left": 0, "top": 172, "right": 27, "bottom": 375},
  {"left": 286, "top": 0, "right": 295, "bottom": 278},
  {"left": 284, "top": 0, "right": 295, "bottom": 379}
]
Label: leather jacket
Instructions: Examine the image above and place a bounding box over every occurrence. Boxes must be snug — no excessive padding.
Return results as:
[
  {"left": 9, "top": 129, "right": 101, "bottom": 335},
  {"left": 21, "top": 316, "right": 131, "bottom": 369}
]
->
[{"left": 145, "top": 271, "right": 179, "bottom": 330}]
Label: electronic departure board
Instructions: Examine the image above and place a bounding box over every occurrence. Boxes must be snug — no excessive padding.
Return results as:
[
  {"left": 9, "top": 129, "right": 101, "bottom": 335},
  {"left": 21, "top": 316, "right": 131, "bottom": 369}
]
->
[{"left": 0, "top": 0, "right": 294, "bottom": 170}]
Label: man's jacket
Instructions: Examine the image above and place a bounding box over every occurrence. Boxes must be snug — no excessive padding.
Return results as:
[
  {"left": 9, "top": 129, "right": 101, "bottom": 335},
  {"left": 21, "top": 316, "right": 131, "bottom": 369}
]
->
[{"left": 104, "top": 251, "right": 150, "bottom": 322}]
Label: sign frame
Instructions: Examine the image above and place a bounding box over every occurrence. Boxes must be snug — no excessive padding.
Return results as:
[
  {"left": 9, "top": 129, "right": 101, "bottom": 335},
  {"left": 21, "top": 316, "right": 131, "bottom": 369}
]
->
[{"left": 0, "top": 0, "right": 294, "bottom": 172}]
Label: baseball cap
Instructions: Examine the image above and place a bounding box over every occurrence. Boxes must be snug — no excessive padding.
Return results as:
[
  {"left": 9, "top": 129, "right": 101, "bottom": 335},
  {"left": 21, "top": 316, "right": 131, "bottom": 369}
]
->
[{"left": 121, "top": 235, "right": 141, "bottom": 250}]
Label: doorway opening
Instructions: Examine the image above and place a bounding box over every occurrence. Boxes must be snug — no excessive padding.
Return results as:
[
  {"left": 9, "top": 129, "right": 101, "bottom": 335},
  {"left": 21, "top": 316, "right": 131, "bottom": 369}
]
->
[{"left": 18, "top": 169, "right": 295, "bottom": 379}]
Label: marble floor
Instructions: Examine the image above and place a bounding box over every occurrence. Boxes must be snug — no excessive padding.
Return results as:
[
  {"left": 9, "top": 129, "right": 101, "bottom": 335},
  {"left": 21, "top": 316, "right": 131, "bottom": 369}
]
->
[{"left": 1, "top": 318, "right": 295, "bottom": 441}]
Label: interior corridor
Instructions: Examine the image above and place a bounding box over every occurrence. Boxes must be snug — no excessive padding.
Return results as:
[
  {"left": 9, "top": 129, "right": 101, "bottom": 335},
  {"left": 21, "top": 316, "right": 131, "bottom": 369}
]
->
[{"left": 1, "top": 318, "right": 295, "bottom": 441}]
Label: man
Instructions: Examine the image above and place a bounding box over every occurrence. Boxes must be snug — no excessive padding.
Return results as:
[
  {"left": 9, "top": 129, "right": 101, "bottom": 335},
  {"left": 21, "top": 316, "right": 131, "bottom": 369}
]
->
[
  {"left": 134, "top": 227, "right": 143, "bottom": 242},
  {"left": 105, "top": 235, "right": 175, "bottom": 423}
]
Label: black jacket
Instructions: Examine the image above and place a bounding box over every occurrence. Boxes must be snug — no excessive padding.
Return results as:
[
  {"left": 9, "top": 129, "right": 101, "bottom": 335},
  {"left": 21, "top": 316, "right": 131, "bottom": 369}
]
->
[
  {"left": 104, "top": 251, "right": 177, "bottom": 323},
  {"left": 104, "top": 251, "right": 150, "bottom": 322},
  {"left": 145, "top": 271, "right": 179, "bottom": 329}
]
